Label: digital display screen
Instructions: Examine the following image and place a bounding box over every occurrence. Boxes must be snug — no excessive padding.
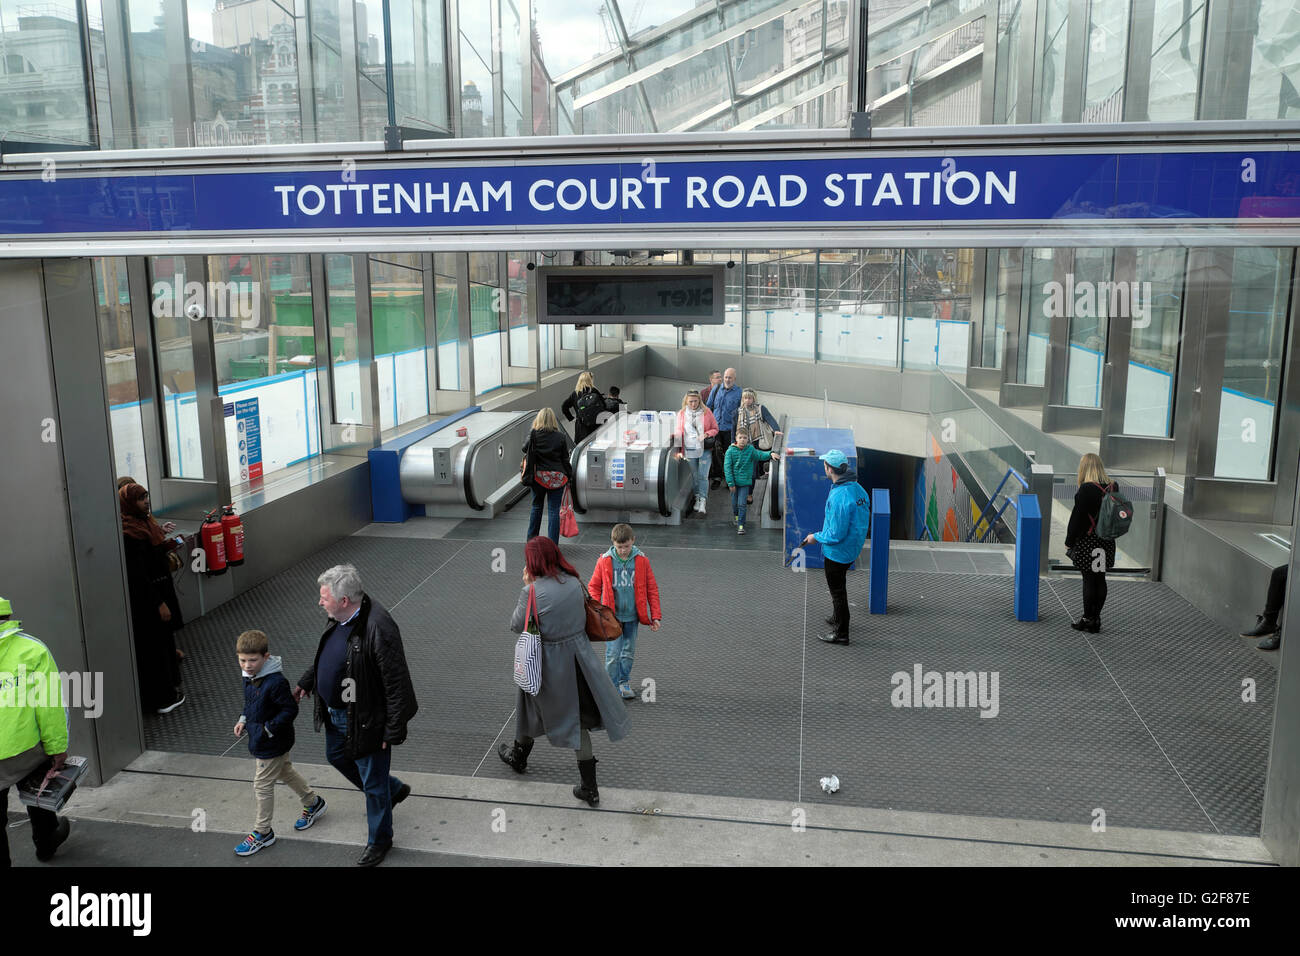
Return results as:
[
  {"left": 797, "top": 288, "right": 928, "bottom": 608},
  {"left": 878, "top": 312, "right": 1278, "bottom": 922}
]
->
[{"left": 539, "top": 268, "right": 723, "bottom": 324}]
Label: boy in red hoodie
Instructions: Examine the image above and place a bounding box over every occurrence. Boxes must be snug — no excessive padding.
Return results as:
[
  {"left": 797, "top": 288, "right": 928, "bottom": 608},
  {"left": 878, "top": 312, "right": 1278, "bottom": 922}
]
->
[{"left": 588, "top": 524, "right": 662, "bottom": 700}]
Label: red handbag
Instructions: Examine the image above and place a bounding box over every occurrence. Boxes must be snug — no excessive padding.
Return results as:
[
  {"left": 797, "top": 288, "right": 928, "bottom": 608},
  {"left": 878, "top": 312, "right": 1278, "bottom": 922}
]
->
[{"left": 560, "top": 486, "right": 579, "bottom": 538}]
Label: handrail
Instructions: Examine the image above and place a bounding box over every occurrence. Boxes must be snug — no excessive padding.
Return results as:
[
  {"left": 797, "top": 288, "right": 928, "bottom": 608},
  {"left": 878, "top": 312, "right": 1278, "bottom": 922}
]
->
[{"left": 967, "top": 467, "right": 1029, "bottom": 543}]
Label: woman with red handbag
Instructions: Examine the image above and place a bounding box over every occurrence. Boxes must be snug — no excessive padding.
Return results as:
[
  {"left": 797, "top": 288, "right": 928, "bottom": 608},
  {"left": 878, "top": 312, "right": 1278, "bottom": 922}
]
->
[
  {"left": 521, "top": 408, "right": 574, "bottom": 544},
  {"left": 499, "top": 537, "right": 632, "bottom": 807}
]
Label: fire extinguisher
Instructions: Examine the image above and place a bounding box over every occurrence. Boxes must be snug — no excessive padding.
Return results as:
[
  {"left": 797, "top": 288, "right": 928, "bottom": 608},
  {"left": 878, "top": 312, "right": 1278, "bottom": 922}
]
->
[
  {"left": 201, "top": 509, "right": 227, "bottom": 576},
  {"left": 221, "top": 504, "right": 245, "bottom": 567}
]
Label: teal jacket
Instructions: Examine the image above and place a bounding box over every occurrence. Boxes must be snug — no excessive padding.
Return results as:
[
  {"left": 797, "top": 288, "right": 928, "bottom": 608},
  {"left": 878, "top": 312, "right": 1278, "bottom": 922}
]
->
[
  {"left": 814, "top": 478, "right": 871, "bottom": 564},
  {"left": 724, "top": 444, "right": 772, "bottom": 487},
  {"left": 0, "top": 619, "right": 69, "bottom": 761}
]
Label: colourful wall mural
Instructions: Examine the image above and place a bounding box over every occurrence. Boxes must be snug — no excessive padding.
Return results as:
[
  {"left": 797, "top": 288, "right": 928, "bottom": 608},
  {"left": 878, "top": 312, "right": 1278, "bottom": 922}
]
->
[{"left": 913, "top": 434, "right": 999, "bottom": 543}]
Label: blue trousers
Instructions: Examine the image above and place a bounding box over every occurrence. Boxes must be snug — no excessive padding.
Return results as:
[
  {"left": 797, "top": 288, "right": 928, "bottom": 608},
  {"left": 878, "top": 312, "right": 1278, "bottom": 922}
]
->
[
  {"left": 605, "top": 617, "right": 640, "bottom": 687},
  {"left": 325, "top": 707, "right": 405, "bottom": 848}
]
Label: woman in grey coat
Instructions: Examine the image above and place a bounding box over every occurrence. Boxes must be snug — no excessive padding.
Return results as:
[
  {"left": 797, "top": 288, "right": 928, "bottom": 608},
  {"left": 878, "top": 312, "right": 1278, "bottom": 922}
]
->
[{"left": 499, "top": 537, "right": 631, "bottom": 806}]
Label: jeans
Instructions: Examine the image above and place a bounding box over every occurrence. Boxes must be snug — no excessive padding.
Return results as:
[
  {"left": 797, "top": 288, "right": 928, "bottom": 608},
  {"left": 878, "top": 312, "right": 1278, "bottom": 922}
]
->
[
  {"left": 824, "top": 558, "right": 850, "bottom": 638},
  {"left": 0, "top": 784, "right": 60, "bottom": 867},
  {"left": 527, "top": 483, "right": 565, "bottom": 543},
  {"left": 730, "top": 484, "right": 752, "bottom": 524},
  {"left": 686, "top": 454, "right": 710, "bottom": 500},
  {"left": 606, "top": 617, "right": 639, "bottom": 687},
  {"left": 1080, "top": 569, "right": 1107, "bottom": 620},
  {"left": 325, "top": 706, "right": 405, "bottom": 848}
]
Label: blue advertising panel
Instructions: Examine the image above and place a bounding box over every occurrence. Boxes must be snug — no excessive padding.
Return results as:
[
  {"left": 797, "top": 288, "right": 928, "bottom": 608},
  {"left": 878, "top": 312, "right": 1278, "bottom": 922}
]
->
[
  {"left": 1, "top": 150, "right": 1298, "bottom": 238},
  {"left": 229, "top": 398, "right": 263, "bottom": 482},
  {"left": 783, "top": 427, "right": 857, "bottom": 569}
]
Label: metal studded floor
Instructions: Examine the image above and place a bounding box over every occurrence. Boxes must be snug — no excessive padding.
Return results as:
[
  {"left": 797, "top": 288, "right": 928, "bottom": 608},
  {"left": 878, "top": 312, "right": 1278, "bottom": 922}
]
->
[{"left": 146, "top": 485, "right": 1278, "bottom": 837}]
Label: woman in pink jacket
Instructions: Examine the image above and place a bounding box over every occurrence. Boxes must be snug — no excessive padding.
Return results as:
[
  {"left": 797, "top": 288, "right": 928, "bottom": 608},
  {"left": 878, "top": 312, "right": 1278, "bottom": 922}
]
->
[{"left": 672, "top": 389, "right": 719, "bottom": 516}]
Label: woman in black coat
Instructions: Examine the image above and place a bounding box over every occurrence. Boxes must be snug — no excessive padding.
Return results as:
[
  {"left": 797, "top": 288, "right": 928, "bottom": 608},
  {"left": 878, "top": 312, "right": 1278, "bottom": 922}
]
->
[
  {"left": 521, "top": 408, "right": 574, "bottom": 543},
  {"left": 561, "top": 370, "right": 607, "bottom": 442},
  {"left": 1064, "top": 453, "right": 1119, "bottom": 633},
  {"left": 120, "top": 483, "right": 186, "bottom": 714}
]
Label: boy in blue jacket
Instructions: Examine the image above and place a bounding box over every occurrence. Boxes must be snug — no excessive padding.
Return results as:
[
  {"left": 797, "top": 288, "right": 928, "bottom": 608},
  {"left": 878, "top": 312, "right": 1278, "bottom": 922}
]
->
[
  {"left": 233, "top": 629, "right": 326, "bottom": 855},
  {"left": 801, "top": 450, "right": 870, "bottom": 645}
]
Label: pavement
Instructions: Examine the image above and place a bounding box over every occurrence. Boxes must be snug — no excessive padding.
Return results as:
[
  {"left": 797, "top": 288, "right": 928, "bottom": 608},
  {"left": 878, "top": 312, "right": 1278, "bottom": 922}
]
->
[{"left": 6, "top": 751, "right": 1275, "bottom": 867}]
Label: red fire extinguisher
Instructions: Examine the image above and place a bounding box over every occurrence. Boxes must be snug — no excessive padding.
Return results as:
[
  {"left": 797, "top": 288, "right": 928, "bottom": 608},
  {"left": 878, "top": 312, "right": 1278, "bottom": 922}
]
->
[
  {"left": 201, "top": 509, "right": 227, "bottom": 576},
  {"left": 221, "top": 505, "right": 245, "bottom": 567}
]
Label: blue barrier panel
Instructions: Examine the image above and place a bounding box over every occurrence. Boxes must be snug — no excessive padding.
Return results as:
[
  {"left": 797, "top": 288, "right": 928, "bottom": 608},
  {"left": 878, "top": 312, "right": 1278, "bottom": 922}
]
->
[
  {"left": 783, "top": 426, "right": 856, "bottom": 569},
  {"left": 1013, "top": 492, "right": 1041, "bottom": 621},
  {"left": 368, "top": 406, "right": 481, "bottom": 522},
  {"left": 870, "top": 488, "right": 890, "bottom": 614}
]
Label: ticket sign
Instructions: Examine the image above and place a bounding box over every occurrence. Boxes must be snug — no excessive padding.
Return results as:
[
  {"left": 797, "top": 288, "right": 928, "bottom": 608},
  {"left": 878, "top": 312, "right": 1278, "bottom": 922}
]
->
[{"left": 539, "top": 266, "right": 725, "bottom": 324}]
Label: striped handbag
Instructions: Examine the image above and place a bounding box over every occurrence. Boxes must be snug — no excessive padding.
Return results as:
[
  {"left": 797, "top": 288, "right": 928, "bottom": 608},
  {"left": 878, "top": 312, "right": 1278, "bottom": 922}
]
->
[{"left": 513, "top": 584, "right": 542, "bottom": 695}]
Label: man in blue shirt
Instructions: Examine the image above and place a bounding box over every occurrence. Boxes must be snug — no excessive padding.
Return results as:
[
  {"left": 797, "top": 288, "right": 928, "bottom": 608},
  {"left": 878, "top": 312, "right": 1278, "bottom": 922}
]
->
[
  {"left": 801, "top": 450, "right": 871, "bottom": 645},
  {"left": 706, "top": 367, "right": 741, "bottom": 489}
]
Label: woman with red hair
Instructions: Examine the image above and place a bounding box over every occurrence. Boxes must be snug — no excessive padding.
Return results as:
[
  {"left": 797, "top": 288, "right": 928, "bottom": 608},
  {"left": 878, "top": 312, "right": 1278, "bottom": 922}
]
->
[{"left": 499, "top": 537, "right": 631, "bottom": 806}]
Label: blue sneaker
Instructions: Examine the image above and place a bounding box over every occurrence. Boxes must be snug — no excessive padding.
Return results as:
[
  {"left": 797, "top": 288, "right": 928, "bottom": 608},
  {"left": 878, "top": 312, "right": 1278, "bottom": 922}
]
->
[
  {"left": 619, "top": 682, "right": 635, "bottom": 700},
  {"left": 235, "top": 829, "right": 276, "bottom": 856},
  {"left": 294, "top": 795, "right": 327, "bottom": 831}
]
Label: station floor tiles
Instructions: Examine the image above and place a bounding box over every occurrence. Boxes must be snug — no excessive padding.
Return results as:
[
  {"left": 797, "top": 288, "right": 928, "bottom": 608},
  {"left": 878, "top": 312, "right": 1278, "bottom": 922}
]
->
[{"left": 147, "top": 488, "right": 1278, "bottom": 838}]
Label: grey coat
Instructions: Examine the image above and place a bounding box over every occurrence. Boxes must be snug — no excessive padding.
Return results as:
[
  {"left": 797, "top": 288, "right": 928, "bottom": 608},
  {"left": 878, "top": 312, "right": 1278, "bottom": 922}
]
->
[{"left": 510, "top": 574, "right": 631, "bottom": 750}]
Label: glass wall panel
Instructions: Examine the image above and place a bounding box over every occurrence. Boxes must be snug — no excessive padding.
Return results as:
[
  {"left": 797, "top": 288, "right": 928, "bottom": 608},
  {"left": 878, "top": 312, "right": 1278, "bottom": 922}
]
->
[
  {"left": 309, "top": 0, "right": 352, "bottom": 141},
  {"left": 86, "top": 0, "right": 114, "bottom": 148},
  {"left": 370, "top": 253, "right": 428, "bottom": 429},
  {"left": 458, "top": 0, "right": 495, "bottom": 135},
  {"left": 1036, "top": 0, "right": 1069, "bottom": 123},
  {"left": 1123, "top": 247, "right": 1185, "bottom": 437},
  {"left": 1082, "top": 0, "right": 1128, "bottom": 122},
  {"left": 902, "top": 248, "right": 972, "bottom": 371},
  {"left": 204, "top": 254, "right": 318, "bottom": 481},
  {"left": 744, "top": 249, "right": 815, "bottom": 359},
  {"left": 500, "top": 0, "right": 524, "bottom": 136},
  {"left": 324, "top": 253, "right": 363, "bottom": 423},
  {"left": 1245, "top": 0, "right": 1300, "bottom": 120},
  {"left": 389, "top": 0, "right": 449, "bottom": 133},
  {"left": 979, "top": 250, "right": 1012, "bottom": 370},
  {"left": 1147, "top": 0, "right": 1204, "bottom": 122},
  {"left": 1214, "top": 248, "right": 1294, "bottom": 480},
  {"left": 994, "top": 0, "right": 1023, "bottom": 123},
  {"left": 470, "top": 253, "right": 503, "bottom": 393},
  {"left": 1018, "top": 249, "right": 1053, "bottom": 385},
  {"left": 683, "top": 250, "right": 742, "bottom": 351},
  {"left": 94, "top": 258, "right": 146, "bottom": 481},
  {"left": 126, "top": 0, "right": 177, "bottom": 147},
  {"left": 187, "top": 0, "right": 301, "bottom": 147},
  {"left": 507, "top": 252, "right": 530, "bottom": 367},
  {"left": 355, "top": 0, "right": 389, "bottom": 139},
  {"left": 817, "top": 248, "right": 899, "bottom": 368},
  {"left": 434, "top": 255, "right": 461, "bottom": 389},
  {"left": 1064, "top": 248, "right": 1113, "bottom": 407},
  {"left": 0, "top": 1, "right": 93, "bottom": 146},
  {"left": 532, "top": 0, "right": 607, "bottom": 80},
  {"left": 149, "top": 256, "right": 203, "bottom": 476}
]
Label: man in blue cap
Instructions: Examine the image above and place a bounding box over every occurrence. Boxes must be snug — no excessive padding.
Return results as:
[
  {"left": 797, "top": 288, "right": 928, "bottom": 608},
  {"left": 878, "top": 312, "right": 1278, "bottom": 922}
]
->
[{"left": 801, "top": 450, "right": 870, "bottom": 645}]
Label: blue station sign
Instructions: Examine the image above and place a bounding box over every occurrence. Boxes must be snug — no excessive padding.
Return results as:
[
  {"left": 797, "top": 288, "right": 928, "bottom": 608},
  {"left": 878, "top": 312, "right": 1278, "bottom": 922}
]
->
[{"left": 1, "top": 150, "right": 1298, "bottom": 237}]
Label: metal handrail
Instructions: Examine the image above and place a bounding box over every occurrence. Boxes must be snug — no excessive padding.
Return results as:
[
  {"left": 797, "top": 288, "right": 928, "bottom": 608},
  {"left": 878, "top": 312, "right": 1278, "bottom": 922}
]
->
[{"left": 967, "top": 467, "right": 1029, "bottom": 544}]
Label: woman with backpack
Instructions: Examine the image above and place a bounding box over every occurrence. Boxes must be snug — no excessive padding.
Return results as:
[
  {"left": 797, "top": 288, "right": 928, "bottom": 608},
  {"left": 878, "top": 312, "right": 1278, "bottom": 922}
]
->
[
  {"left": 561, "top": 371, "right": 607, "bottom": 442},
  {"left": 1064, "top": 453, "right": 1121, "bottom": 634},
  {"left": 521, "top": 408, "right": 574, "bottom": 543}
]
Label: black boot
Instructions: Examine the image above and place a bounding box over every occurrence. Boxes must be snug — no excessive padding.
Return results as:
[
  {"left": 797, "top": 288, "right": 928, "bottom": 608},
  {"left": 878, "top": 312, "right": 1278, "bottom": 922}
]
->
[
  {"left": 573, "top": 758, "right": 599, "bottom": 807},
  {"left": 1240, "top": 614, "right": 1279, "bottom": 639},
  {"left": 1071, "top": 617, "right": 1095, "bottom": 632},
  {"left": 498, "top": 739, "right": 533, "bottom": 774}
]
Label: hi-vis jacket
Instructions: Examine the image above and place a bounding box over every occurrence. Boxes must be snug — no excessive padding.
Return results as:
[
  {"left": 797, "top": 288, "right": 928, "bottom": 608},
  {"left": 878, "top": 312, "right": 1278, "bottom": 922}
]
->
[{"left": 0, "top": 619, "right": 69, "bottom": 760}]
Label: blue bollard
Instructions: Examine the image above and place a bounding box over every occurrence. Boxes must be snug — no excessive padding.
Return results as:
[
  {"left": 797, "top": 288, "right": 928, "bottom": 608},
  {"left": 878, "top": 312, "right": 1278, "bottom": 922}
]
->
[
  {"left": 1014, "top": 493, "right": 1041, "bottom": 621},
  {"left": 870, "top": 488, "right": 890, "bottom": 614}
]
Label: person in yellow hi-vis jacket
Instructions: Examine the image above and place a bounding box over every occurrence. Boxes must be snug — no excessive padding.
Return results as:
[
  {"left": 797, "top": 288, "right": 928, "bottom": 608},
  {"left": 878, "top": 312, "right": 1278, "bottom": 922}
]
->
[{"left": 0, "top": 596, "right": 71, "bottom": 866}]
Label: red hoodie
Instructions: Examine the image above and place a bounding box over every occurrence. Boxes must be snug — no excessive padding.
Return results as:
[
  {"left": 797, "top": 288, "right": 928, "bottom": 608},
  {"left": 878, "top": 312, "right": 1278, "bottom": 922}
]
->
[{"left": 588, "top": 551, "right": 662, "bottom": 625}]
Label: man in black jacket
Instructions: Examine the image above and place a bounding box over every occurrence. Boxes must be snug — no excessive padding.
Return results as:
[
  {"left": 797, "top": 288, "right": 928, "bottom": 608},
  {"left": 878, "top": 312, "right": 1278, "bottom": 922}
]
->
[{"left": 295, "top": 564, "right": 418, "bottom": 866}]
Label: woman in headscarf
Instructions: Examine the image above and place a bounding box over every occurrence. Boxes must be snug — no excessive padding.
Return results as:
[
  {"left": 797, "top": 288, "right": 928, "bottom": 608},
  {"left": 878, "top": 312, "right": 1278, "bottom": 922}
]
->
[{"left": 119, "top": 483, "right": 186, "bottom": 714}]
